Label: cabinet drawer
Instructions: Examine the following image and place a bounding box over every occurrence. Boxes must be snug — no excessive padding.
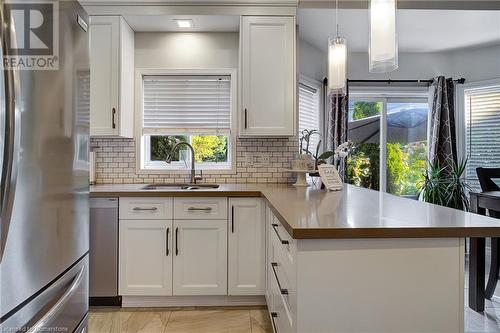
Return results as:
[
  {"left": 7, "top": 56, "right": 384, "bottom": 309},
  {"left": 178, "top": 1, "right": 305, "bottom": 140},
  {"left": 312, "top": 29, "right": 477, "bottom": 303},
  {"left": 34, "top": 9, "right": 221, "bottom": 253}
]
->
[
  {"left": 270, "top": 267, "right": 294, "bottom": 333},
  {"left": 120, "top": 197, "right": 173, "bottom": 220},
  {"left": 270, "top": 239, "right": 295, "bottom": 326},
  {"left": 270, "top": 216, "right": 296, "bottom": 270},
  {"left": 174, "top": 198, "right": 227, "bottom": 220}
]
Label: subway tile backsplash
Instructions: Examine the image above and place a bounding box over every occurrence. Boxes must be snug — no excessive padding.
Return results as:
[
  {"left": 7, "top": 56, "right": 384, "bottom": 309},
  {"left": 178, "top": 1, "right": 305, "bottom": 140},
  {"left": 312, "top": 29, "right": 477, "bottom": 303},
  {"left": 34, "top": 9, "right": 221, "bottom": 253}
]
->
[{"left": 90, "top": 137, "right": 298, "bottom": 184}]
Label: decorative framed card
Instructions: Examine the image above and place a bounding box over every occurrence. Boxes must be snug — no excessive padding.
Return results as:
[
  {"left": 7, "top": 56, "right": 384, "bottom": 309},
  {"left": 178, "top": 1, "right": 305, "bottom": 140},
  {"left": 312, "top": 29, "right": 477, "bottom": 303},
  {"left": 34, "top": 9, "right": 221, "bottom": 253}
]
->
[{"left": 318, "top": 164, "right": 343, "bottom": 191}]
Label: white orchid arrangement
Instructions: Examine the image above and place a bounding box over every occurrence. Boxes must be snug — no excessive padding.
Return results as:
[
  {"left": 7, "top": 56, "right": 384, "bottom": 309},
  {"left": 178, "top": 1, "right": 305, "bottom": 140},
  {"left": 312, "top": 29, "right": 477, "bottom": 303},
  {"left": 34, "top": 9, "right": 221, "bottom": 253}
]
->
[
  {"left": 314, "top": 140, "right": 355, "bottom": 169},
  {"left": 335, "top": 141, "right": 355, "bottom": 158},
  {"left": 298, "top": 128, "right": 355, "bottom": 171}
]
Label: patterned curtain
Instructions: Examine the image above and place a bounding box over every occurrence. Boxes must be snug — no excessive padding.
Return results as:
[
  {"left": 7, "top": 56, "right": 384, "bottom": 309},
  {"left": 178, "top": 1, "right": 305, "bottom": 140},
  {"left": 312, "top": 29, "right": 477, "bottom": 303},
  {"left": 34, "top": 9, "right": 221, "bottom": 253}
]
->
[
  {"left": 429, "top": 76, "right": 458, "bottom": 174},
  {"left": 326, "top": 88, "right": 349, "bottom": 180}
]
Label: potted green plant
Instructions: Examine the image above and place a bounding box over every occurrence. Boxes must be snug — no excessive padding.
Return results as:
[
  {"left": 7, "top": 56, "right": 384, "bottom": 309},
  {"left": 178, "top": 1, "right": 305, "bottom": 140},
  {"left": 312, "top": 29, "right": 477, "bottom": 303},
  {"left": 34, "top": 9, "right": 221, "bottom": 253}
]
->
[{"left": 419, "top": 158, "right": 470, "bottom": 211}]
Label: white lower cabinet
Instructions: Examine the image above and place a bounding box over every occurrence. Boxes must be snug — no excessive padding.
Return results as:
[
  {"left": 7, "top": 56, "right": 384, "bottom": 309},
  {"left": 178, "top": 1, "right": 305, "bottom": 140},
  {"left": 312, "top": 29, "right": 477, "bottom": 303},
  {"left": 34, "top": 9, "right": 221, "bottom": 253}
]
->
[
  {"left": 119, "top": 219, "right": 173, "bottom": 296},
  {"left": 265, "top": 205, "right": 274, "bottom": 305},
  {"left": 266, "top": 206, "right": 297, "bottom": 333},
  {"left": 118, "top": 196, "right": 267, "bottom": 300},
  {"left": 173, "top": 219, "right": 227, "bottom": 295},
  {"left": 228, "top": 198, "right": 265, "bottom": 295}
]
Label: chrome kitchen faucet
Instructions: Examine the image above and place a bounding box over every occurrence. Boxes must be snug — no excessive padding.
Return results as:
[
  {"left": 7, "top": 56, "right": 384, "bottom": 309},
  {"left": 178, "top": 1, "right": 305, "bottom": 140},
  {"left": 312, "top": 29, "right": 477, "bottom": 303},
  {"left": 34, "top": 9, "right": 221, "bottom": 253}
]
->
[{"left": 166, "top": 141, "right": 203, "bottom": 184}]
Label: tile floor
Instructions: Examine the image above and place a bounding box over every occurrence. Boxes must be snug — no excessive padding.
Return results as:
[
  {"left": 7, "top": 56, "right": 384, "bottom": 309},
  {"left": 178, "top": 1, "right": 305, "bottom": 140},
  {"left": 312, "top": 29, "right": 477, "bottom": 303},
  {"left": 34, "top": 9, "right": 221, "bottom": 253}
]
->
[
  {"left": 465, "top": 248, "right": 500, "bottom": 333},
  {"left": 89, "top": 251, "right": 500, "bottom": 333},
  {"left": 88, "top": 308, "right": 272, "bottom": 333}
]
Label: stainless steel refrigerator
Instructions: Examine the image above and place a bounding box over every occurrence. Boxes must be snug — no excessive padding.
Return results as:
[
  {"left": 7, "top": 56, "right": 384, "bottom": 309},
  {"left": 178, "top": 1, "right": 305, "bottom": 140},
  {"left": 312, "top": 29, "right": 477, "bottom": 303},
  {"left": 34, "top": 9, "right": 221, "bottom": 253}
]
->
[{"left": 0, "top": 1, "right": 90, "bottom": 332}]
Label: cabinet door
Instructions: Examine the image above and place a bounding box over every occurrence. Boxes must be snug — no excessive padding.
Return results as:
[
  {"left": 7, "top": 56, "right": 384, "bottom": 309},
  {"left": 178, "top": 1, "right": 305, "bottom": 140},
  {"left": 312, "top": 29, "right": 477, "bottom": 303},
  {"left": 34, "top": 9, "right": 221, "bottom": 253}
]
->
[
  {"left": 240, "top": 16, "right": 296, "bottom": 137},
  {"left": 119, "top": 219, "right": 172, "bottom": 295},
  {"left": 173, "top": 220, "right": 227, "bottom": 295},
  {"left": 228, "top": 198, "right": 265, "bottom": 295},
  {"left": 90, "top": 16, "right": 119, "bottom": 136}
]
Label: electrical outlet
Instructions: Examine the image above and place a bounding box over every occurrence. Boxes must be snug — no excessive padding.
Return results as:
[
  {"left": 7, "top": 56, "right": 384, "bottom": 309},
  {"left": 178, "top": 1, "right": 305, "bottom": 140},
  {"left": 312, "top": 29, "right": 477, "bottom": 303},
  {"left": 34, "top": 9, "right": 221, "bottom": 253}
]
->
[
  {"left": 253, "top": 154, "right": 262, "bottom": 166},
  {"left": 261, "top": 153, "right": 270, "bottom": 166},
  {"left": 252, "top": 153, "right": 270, "bottom": 167},
  {"left": 243, "top": 152, "right": 253, "bottom": 167}
]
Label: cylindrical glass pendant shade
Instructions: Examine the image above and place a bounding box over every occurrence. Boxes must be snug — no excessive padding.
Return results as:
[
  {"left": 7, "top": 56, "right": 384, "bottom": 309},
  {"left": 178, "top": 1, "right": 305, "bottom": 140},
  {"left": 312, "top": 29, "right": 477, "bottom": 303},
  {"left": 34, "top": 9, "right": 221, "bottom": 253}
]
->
[
  {"left": 369, "top": 0, "right": 398, "bottom": 73},
  {"left": 328, "top": 37, "right": 347, "bottom": 95}
]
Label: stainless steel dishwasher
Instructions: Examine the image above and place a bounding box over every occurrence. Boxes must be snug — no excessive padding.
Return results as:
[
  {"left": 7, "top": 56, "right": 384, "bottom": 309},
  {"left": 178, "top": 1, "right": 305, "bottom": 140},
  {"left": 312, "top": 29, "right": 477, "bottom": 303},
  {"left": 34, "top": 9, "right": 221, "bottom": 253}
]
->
[{"left": 90, "top": 198, "right": 121, "bottom": 306}]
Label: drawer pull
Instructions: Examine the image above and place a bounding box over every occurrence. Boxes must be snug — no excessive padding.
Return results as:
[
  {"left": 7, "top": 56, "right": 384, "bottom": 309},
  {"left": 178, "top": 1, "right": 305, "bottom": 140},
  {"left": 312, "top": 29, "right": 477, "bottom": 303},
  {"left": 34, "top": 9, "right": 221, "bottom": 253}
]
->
[
  {"left": 271, "top": 262, "right": 288, "bottom": 295},
  {"left": 187, "top": 207, "right": 212, "bottom": 212},
  {"left": 270, "top": 312, "right": 278, "bottom": 332},
  {"left": 132, "top": 207, "right": 158, "bottom": 211},
  {"left": 272, "top": 224, "right": 289, "bottom": 245}
]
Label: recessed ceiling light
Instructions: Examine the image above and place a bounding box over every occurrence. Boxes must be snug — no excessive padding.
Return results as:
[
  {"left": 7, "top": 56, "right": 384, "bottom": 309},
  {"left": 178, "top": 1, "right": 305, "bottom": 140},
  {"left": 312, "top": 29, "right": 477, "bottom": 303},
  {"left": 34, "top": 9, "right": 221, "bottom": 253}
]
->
[{"left": 174, "top": 19, "right": 193, "bottom": 28}]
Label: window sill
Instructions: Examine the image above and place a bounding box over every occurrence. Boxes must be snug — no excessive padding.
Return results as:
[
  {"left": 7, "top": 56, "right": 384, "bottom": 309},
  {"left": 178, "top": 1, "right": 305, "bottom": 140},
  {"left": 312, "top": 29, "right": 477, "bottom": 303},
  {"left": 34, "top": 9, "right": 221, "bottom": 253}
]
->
[{"left": 136, "top": 167, "right": 237, "bottom": 176}]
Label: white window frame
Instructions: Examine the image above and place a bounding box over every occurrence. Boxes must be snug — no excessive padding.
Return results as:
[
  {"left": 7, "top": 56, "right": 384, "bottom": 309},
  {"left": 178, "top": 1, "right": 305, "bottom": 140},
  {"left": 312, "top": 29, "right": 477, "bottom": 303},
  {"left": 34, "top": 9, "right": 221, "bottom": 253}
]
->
[
  {"left": 135, "top": 68, "right": 238, "bottom": 174},
  {"left": 349, "top": 86, "right": 430, "bottom": 193},
  {"left": 456, "top": 78, "right": 500, "bottom": 189},
  {"left": 456, "top": 78, "right": 500, "bottom": 162},
  {"left": 298, "top": 74, "right": 325, "bottom": 152}
]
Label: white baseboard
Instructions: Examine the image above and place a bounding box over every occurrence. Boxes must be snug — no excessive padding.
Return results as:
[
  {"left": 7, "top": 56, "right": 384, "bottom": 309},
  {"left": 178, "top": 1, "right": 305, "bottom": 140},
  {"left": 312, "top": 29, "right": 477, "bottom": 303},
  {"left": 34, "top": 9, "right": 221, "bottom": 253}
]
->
[{"left": 121, "top": 295, "right": 267, "bottom": 308}]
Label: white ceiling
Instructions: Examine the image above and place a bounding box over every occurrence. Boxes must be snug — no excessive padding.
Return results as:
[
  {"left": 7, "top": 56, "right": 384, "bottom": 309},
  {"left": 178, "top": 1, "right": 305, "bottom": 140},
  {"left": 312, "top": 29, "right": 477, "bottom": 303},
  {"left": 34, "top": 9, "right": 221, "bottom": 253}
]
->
[
  {"left": 298, "top": 9, "right": 500, "bottom": 53},
  {"left": 124, "top": 15, "right": 239, "bottom": 32}
]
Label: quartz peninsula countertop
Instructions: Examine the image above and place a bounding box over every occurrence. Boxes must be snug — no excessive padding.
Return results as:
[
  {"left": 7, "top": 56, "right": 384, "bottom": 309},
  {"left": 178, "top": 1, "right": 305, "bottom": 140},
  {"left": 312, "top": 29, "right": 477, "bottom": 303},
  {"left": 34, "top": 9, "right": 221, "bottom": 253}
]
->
[{"left": 90, "top": 183, "right": 500, "bottom": 239}]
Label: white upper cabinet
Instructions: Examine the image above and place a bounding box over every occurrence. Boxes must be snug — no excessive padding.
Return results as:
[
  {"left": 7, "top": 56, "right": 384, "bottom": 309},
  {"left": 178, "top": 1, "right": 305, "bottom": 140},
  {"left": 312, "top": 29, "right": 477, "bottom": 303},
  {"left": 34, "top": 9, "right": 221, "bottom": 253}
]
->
[
  {"left": 90, "top": 16, "right": 134, "bottom": 137},
  {"left": 240, "top": 16, "right": 296, "bottom": 137},
  {"left": 228, "top": 198, "right": 266, "bottom": 295}
]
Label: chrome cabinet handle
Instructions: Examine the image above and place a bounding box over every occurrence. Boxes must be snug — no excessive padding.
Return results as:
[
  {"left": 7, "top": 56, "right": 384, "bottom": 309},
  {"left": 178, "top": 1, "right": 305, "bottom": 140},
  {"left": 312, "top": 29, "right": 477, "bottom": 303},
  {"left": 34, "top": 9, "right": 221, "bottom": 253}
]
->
[
  {"left": 271, "top": 262, "right": 288, "bottom": 295},
  {"left": 271, "top": 224, "right": 289, "bottom": 245},
  {"left": 187, "top": 207, "right": 212, "bottom": 212},
  {"left": 132, "top": 207, "right": 158, "bottom": 211},
  {"left": 270, "top": 312, "right": 278, "bottom": 332}
]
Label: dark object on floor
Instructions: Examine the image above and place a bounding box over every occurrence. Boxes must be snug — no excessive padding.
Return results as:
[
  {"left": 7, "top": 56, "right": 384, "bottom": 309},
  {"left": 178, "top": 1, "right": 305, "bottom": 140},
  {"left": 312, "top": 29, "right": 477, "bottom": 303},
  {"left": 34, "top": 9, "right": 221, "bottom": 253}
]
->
[{"left": 469, "top": 168, "right": 500, "bottom": 312}]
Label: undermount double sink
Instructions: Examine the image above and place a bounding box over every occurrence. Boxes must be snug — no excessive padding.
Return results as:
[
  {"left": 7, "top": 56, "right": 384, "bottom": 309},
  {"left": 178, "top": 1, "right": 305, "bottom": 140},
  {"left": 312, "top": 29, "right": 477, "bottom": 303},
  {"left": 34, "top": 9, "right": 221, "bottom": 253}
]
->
[{"left": 142, "top": 184, "right": 220, "bottom": 191}]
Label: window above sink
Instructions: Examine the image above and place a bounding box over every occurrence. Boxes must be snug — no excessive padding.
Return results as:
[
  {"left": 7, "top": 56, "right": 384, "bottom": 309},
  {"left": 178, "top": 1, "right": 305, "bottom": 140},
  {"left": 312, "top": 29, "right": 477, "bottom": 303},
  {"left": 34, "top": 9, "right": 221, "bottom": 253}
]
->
[{"left": 137, "top": 69, "right": 237, "bottom": 173}]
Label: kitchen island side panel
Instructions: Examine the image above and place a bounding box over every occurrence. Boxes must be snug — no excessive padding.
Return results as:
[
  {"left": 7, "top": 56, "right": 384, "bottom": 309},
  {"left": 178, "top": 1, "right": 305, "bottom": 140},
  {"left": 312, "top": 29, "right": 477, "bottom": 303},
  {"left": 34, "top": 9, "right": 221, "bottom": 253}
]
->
[{"left": 296, "top": 238, "right": 465, "bottom": 333}]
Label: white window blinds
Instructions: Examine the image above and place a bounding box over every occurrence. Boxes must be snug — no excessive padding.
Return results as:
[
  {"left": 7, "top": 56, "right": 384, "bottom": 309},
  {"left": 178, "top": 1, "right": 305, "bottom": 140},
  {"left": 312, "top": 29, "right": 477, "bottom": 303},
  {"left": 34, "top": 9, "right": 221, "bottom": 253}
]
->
[
  {"left": 298, "top": 82, "right": 321, "bottom": 153},
  {"left": 465, "top": 86, "right": 500, "bottom": 190},
  {"left": 142, "top": 75, "right": 231, "bottom": 134}
]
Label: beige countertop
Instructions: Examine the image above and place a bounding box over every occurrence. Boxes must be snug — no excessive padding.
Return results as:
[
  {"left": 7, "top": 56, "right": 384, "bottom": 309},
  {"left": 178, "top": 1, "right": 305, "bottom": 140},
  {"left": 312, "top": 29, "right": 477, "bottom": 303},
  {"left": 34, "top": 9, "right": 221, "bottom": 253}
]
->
[{"left": 90, "top": 183, "right": 500, "bottom": 239}]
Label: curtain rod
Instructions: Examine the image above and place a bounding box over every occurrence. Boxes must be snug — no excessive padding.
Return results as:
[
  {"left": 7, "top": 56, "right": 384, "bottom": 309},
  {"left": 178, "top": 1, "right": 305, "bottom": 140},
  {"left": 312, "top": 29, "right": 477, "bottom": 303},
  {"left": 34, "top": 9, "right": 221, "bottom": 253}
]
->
[{"left": 346, "top": 78, "right": 466, "bottom": 85}]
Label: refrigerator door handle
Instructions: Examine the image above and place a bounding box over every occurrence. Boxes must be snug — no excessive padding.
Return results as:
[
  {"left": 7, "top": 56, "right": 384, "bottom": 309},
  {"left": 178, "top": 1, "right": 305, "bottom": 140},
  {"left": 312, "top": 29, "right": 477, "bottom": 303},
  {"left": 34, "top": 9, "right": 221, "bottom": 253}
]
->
[
  {"left": 0, "top": 6, "right": 5, "bottom": 205},
  {"left": 0, "top": 6, "right": 21, "bottom": 263},
  {"left": 27, "top": 265, "right": 86, "bottom": 333}
]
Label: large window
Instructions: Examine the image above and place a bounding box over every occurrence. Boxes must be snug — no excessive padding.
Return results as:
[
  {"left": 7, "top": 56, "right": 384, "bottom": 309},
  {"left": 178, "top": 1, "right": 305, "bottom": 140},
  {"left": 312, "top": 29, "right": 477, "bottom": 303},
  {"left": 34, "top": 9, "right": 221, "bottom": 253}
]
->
[
  {"left": 298, "top": 77, "right": 322, "bottom": 153},
  {"left": 463, "top": 84, "right": 500, "bottom": 190},
  {"left": 347, "top": 89, "right": 429, "bottom": 197},
  {"left": 139, "top": 72, "right": 235, "bottom": 171}
]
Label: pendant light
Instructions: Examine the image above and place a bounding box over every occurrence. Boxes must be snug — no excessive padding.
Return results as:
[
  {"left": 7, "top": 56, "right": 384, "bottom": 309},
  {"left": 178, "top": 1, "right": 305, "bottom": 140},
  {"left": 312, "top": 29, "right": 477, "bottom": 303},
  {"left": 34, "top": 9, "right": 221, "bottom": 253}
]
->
[
  {"left": 369, "top": 0, "right": 398, "bottom": 73},
  {"left": 328, "top": 0, "right": 347, "bottom": 95}
]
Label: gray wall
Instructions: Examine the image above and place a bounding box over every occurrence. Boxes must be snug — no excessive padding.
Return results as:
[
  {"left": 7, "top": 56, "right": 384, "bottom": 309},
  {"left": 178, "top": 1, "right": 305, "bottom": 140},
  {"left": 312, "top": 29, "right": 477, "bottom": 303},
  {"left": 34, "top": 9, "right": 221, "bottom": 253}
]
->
[
  {"left": 451, "top": 44, "right": 500, "bottom": 82},
  {"left": 299, "top": 42, "right": 500, "bottom": 82},
  {"left": 135, "top": 32, "right": 239, "bottom": 69},
  {"left": 299, "top": 38, "right": 327, "bottom": 82}
]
